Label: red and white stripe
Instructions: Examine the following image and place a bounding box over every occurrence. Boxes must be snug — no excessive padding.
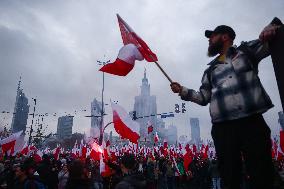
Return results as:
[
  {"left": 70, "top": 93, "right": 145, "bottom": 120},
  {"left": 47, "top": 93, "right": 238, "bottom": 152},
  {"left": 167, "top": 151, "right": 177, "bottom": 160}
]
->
[
  {"left": 99, "top": 44, "right": 143, "bottom": 76},
  {"left": 111, "top": 102, "right": 140, "bottom": 143}
]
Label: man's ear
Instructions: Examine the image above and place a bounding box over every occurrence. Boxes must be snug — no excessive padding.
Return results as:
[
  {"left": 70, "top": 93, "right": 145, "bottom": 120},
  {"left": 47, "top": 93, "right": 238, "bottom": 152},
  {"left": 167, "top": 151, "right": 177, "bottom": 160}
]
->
[{"left": 221, "top": 34, "right": 230, "bottom": 42}]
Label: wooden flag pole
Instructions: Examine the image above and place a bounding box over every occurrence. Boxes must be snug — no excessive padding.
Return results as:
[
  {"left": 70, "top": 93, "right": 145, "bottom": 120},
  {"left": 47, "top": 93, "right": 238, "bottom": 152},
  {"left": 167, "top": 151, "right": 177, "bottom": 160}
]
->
[{"left": 154, "top": 61, "right": 173, "bottom": 83}]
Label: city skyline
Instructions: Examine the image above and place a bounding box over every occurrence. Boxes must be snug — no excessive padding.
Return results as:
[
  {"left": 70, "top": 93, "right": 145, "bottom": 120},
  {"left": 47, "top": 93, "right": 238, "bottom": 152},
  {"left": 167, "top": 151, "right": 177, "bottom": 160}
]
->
[{"left": 0, "top": 0, "right": 283, "bottom": 141}]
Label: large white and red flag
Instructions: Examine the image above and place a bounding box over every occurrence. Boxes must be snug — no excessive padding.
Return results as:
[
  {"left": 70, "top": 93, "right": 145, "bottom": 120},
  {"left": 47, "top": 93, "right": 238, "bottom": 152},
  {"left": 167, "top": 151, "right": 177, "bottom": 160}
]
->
[
  {"left": 99, "top": 14, "right": 158, "bottom": 76},
  {"left": 99, "top": 44, "right": 144, "bottom": 76},
  {"left": 116, "top": 14, "right": 157, "bottom": 62},
  {"left": 111, "top": 102, "right": 140, "bottom": 144},
  {"left": 0, "top": 131, "right": 23, "bottom": 156}
]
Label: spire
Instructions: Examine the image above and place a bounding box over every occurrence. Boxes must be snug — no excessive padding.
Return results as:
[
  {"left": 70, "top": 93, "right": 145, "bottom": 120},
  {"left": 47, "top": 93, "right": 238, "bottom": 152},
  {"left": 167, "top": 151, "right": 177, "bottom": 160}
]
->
[
  {"left": 141, "top": 69, "right": 150, "bottom": 96},
  {"left": 142, "top": 68, "right": 148, "bottom": 85},
  {"left": 17, "top": 76, "right": 22, "bottom": 93}
]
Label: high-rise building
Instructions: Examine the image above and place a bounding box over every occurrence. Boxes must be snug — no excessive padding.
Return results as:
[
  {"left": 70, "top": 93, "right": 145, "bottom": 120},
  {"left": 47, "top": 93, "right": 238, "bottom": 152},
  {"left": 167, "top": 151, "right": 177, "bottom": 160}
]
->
[
  {"left": 190, "top": 118, "right": 201, "bottom": 145},
  {"left": 11, "top": 78, "right": 29, "bottom": 134},
  {"left": 133, "top": 70, "right": 158, "bottom": 140},
  {"left": 166, "top": 124, "right": 177, "bottom": 144},
  {"left": 279, "top": 111, "right": 284, "bottom": 130},
  {"left": 156, "top": 118, "right": 166, "bottom": 142},
  {"left": 57, "top": 116, "right": 73, "bottom": 139},
  {"left": 90, "top": 98, "right": 104, "bottom": 138}
]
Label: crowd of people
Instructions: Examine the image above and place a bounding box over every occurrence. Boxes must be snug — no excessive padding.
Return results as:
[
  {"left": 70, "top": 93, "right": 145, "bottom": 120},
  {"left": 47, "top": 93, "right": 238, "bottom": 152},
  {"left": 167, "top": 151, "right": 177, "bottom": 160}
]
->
[{"left": 0, "top": 147, "right": 284, "bottom": 189}]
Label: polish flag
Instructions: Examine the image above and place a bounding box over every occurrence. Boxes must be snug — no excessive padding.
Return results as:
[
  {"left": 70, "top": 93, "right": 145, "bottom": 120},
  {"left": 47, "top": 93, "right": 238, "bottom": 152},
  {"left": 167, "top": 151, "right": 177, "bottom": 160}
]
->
[
  {"left": 100, "top": 154, "right": 111, "bottom": 177},
  {"left": 99, "top": 14, "right": 158, "bottom": 76},
  {"left": 147, "top": 121, "right": 153, "bottom": 134},
  {"left": 34, "top": 150, "right": 43, "bottom": 163},
  {"left": 0, "top": 131, "right": 23, "bottom": 156},
  {"left": 53, "top": 146, "right": 61, "bottom": 160},
  {"left": 111, "top": 103, "right": 140, "bottom": 144},
  {"left": 91, "top": 141, "right": 103, "bottom": 154},
  {"left": 81, "top": 145, "right": 87, "bottom": 159},
  {"left": 154, "top": 132, "right": 159, "bottom": 143},
  {"left": 99, "top": 44, "right": 144, "bottom": 76},
  {"left": 116, "top": 14, "right": 158, "bottom": 62},
  {"left": 100, "top": 141, "right": 112, "bottom": 177},
  {"left": 90, "top": 141, "right": 103, "bottom": 161},
  {"left": 20, "top": 143, "right": 29, "bottom": 155}
]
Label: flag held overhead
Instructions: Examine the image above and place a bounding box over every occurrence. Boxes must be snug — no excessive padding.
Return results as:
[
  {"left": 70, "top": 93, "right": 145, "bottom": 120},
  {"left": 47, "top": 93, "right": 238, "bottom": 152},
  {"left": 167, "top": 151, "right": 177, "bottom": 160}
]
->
[
  {"left": 99, "top": 44, "right": 143, "bottom": 76},
  {"left": 100, "top": 14, "right": 172, "bottom": 82},
  {"left": 117, "top": 14, "right": 158, "bottom": 62}
]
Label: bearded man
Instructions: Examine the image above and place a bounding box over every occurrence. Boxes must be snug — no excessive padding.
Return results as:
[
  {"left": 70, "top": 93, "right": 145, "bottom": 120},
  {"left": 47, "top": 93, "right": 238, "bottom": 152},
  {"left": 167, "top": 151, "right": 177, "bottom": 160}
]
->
[{"left": 170, "top": 21, "right": 281, "bottom": 189}]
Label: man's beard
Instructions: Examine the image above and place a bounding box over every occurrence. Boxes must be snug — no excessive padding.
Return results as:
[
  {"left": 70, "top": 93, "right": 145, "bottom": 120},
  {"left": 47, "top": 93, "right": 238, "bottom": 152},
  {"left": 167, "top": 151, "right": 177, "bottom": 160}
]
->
[{"left": 207, "top": 39, "right": 223, "bottom": 57}]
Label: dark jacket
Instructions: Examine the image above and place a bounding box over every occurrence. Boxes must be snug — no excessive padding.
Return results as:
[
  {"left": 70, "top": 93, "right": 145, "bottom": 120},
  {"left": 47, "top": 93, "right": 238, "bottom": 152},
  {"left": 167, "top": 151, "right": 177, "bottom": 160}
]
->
[
  {"left": 115, "top": 173, "right": 146, "bottom": 189},
  {"left": 65, "top": 178, "right": 92, "bottom": 189}
]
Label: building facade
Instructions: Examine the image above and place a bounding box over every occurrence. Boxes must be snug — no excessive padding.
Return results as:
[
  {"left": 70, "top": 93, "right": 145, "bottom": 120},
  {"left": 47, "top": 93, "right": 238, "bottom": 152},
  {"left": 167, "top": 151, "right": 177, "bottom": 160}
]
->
[
  {"left": 11, "top": 79, "right": 29, "bottom": 134},
  {"left": 57, "top": 116, "right": 73, "bottom": 139},
  {"left": 133, "top": 70, "right": 158, "bottom": 141},
  {"left": 90, "top": 98, "right": 104, "bottom": 138},
  {"left": 190, "top": 118, "right": 201, "bottom": 145},
  {"left": 165, "top": 124, "right": 177, "bottom": 145}
]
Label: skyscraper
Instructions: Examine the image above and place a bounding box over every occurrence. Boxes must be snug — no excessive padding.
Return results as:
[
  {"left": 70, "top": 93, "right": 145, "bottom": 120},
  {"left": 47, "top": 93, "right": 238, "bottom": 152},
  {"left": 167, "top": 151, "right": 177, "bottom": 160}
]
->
[
  {"left": 91, "top": 98, "right": 104, "bottom": 138},
  {"left": 11, "top": 78, "right": 29, "bottom": 134},
  {"left": 190, "top": 118, "right": 201, "bottom": 145},
  {"left": 57, "top": 116, "right": 73, "bottom": 139},
  {"left": 133, "top": 70, "right": 158, "bottom": 140},
  {"left": 166, "top": 124, "right": 177, "bottom": 144}
]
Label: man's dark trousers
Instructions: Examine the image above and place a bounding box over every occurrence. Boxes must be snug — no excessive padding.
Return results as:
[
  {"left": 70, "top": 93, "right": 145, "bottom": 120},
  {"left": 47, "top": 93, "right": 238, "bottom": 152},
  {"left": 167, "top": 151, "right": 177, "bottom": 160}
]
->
[{"left": 211, "top": 114, "right": 274, "bottom": 189}]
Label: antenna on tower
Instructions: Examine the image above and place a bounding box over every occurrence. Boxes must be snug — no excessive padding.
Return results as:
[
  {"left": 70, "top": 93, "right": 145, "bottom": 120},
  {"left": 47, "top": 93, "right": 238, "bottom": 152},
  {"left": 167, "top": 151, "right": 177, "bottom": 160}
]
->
[{"left": 17, "top": 76, "right": 22, "bottom": 91}]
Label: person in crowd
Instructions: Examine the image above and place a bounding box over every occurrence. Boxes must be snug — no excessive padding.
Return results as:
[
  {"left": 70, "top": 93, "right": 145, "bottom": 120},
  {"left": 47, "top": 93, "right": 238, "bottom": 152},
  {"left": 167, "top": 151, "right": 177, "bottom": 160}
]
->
[
  {"left": 65, "top": 160, "right": 92, "bottom": 189},
  {"left": 37, "top": 154, "right": 53, "bottom": 188},
  {"left": 13, "top": 164, "right": 27, "bottom": 189},
  {"left": 115, "top": 153, "right": 146, "bottom": 189},
  {"left": 14, "top": 158, "right": 46, "bottom": 189},
  {"left": 157, "top": 157, "right": 167, "bottom": 189},
  {"left": 58, "top": 163, "right": 69, "bottom": 189},
  {"left": 90, "top": 160, "right": 103, "bottom": 189},
  {"left": 146, "top": 157, "right": 156, "bottom": 189},
  {"left": 166, "top": 158, "right": 176, "bottom": 189}
]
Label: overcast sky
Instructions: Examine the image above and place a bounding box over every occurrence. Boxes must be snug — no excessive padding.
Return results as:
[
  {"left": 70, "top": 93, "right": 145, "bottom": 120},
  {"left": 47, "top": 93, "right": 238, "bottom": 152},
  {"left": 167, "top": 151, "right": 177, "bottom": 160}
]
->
[{"left": 0, "top": 0, "right": 283, "bottom": 140}]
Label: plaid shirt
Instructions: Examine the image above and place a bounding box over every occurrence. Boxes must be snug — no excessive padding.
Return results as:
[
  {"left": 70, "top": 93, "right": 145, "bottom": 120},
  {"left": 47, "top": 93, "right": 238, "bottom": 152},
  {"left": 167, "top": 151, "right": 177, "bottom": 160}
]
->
[{"left": 180, "top": 39, "right": 274, "bottom": 123}]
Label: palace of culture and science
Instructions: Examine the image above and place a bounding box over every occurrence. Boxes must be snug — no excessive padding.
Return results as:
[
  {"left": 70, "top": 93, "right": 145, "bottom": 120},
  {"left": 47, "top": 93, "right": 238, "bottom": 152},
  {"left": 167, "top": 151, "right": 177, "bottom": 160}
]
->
[{"left": 90, "top": 70, "right": 177, "bottom": 144}]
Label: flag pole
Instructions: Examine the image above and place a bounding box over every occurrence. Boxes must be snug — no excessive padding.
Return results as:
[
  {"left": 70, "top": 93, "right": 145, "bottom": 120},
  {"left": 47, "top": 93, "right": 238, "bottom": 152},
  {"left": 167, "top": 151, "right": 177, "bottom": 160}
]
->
[{"left": 154, "top": 61, "right": 173, "bottom": 83}]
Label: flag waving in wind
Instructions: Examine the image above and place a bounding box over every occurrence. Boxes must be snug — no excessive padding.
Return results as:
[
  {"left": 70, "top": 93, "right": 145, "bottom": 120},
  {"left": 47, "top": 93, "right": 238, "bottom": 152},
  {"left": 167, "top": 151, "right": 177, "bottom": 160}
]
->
[
  {"left": 99, "top": 14, "right": 158, "bottom": 76},
  {"left": 99, "top": 44, "right": 144, "bottom": 76},
  {"left": 111, "top": 102, "right": 140, "bottom": 144},
  {"left": 116, "top": 14, "right": 158, "bottom": 62}
]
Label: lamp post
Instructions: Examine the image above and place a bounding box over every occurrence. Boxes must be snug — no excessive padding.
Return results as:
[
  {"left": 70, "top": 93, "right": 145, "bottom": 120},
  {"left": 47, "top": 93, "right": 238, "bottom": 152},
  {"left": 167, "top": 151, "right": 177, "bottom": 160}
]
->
[
  {"left": 28, "top": 98, "right": 36, "bottom": 145},
  {"left": 97, "top": 59, "right": 110, "bottom": 145}
]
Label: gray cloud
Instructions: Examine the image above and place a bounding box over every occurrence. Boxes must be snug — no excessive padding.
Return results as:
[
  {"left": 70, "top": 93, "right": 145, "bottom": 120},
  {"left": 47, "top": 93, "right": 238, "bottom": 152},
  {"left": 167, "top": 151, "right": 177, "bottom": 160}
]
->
[{"left": 0, "top": 0, "right": 283, "bottom": 139}]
